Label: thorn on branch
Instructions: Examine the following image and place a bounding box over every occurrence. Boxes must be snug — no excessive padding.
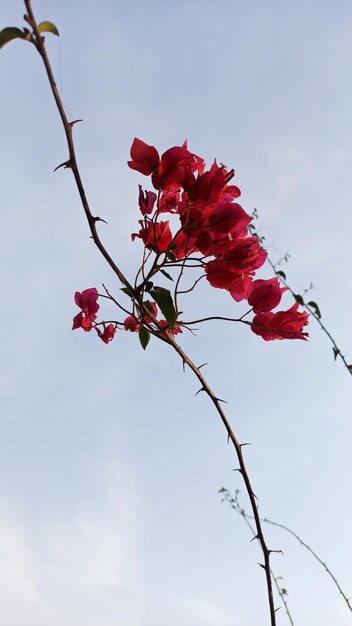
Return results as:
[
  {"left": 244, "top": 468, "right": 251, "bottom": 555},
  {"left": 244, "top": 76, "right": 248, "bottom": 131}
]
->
[
  {"left": 53, "top": 159, "right": 72, "bottom": 172},
  {"left": 69, "top": 119, "right": 83, "bottom": 128},
  {"left": 240, "top": 442, "right": 252, "bottom": 448},
  {"left": 198, "top": 362, "right": 208, "bottom": 369},
  {"left": 215, "top": 397, "right": 228, "bottom": 404},
  {"left": 195, "top": 387, "right": 205, "bottom": 397},
  {"left": 258, "top": 562, "right": 266, "bottom": 569},
  {"left": 92, "top": 216, "right": 108, "bottom": 225},
  {"left": 250, "top": 534, "right": 259, "bottom": 543}
]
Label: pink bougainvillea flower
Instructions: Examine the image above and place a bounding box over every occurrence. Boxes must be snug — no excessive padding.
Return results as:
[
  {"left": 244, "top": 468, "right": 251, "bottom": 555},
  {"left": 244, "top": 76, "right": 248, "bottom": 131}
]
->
[
  {"left": 124, "top": 315, "right": 141, "bottom": 332},
  {"left": 95, "top": 324, "right": 116, "bottom": 344},
  {"left": 138, "top": 185, "right": 157, "bottom": 216},
  {"left": 188, "top": 161, "right": 240, "bottom": 209},
  {"left": 132, "top": 220, "right": 173, "bottom": 253},
  {"left": 72, "top": 288, "right": 99, "bottom": 332},
  {"left": 229, "top": 273, "right": 254, "bottom": 302},
  {"left": 251, "top": 303, "right": 309, "bottom": 340},
  {"left": 159, "top": 320, "right": 183, "bottom": 336},
  {"left": 74, "top": 288, "right": 99, "bottom": 319},
  {"left": 205, "top": 238, "right": 267, "bottom": 290},
  {"left": 152, "top": 143, "right": 205, "bottom": 190},
  {"left": 247, "top": 277, "right": 288, "bottom": 313},
  {"left": 208, "top": 202, "right": 252, "bottom": 239},
  {"left": 128, "top": 138, "right": 160, "bottom": 176},
  {"left": 72, "top": 311, "right": 94, "bottom": 332}
]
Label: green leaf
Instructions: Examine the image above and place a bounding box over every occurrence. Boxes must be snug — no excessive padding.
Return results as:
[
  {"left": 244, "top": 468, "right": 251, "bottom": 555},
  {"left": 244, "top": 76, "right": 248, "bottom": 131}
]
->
[
  {"left": 160, "top": 269, "right": 174, "bottom": 281},
  {"left": 145, "top": 281, "right": 154, "bottom": 291},
  {"left": 276, "top": 270, "right": 286, "bottom": 280},
  {"left": 138, "top": 327, "right": 150, "bottom": 350},
  {"left": 307, "top": 300, "right": 321, "bottom": 319},
  {"left": 294, "top": 293, "right": 304, "bottom": 306},
  {"left": 37, "top": 21, "right": 60, "bottom": 36},
  {"left": 120, "top": 286, "right": 134, "bottom": 298},
  {"left": 0, "top": 27, "right": 26, "bottom": 49},
  {"left": 166, "top": 251, "right": 176, "bottom": 262},
  {"left": 150, "top": 286, "right": 176, "bottom": 329}
]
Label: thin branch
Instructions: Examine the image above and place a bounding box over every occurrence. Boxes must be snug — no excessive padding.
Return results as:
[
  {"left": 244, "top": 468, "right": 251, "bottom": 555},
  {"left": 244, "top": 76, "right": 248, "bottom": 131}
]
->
[
  {"left": 268, "top": 252, "right": 352, "bottom": 377},
  {"left": 220, "top": 488, "right": 352, "bottom": 615}
]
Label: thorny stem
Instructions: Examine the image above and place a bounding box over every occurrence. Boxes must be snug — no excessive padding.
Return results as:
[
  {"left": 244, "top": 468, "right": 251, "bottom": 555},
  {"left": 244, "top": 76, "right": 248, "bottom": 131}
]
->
[
  {"left": 220, "top": 490, "right": 294, "bottom": 625},
  {"left": 221, "top": 488, "right": 352, "bottom": 616},
  {"left": 23, "top": 3, "right": 276, "bottom": 623}
]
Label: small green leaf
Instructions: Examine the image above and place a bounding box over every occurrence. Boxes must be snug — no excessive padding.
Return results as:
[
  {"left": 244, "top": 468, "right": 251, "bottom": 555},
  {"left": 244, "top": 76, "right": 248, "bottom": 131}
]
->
[
  {"left": 138, "top": 327, "right": 150, "bottom": 350},
  {"left": 0, "top": 27, "right": 26, "bottom": 49},
  {"left": 145, "top": 281, "right": 154, "bottom": 291},
  {"left": 276, "top": 270, "right": 286, "bottom": 280},
  {"left": 307, "top": 300, "right": 321, "bottom": 319},
  {"left": 37, "top": 21, "right": 60, "bottom": 36},
  {"left": 150, "top": 286, "right": 176, "bottom": 329},
  {"left": 120, "top": 286, "right": 134, "bottom": 298},
  {"left": 166, "top": 251, "right": 176, "bottom": 262},
  {"left": 333, "top": 347, "right": 340, "bottom": 361},
  {"left": 160, "top": 269, "right": 174, "bottom": 281},
  {"left": 294, "top": 294, "right": 304, "bottom": 306}
]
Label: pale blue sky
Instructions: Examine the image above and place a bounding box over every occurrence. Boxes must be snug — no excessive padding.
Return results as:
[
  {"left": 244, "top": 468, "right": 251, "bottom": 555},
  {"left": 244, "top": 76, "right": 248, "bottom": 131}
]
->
[{"left": 1, "top": 1, "right": 352, "bottom": 625}]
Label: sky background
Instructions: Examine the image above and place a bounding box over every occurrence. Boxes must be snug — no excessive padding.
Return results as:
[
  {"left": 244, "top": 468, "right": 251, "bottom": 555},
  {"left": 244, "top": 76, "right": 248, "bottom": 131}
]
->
[{"left": 1, "top": 1, "right": 352, "bottom": 625}]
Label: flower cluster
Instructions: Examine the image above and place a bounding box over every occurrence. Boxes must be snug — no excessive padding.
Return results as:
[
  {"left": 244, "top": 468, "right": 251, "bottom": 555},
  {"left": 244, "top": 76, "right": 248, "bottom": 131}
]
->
[
  {"left": 128, "top": 138, "right": 309, "bottom": 341},
  {"left": 72, "top": 139, "right": 309, "bottom": 345},
  {"left": 72, "top": 288, "right": 116, "bottom": 344}
]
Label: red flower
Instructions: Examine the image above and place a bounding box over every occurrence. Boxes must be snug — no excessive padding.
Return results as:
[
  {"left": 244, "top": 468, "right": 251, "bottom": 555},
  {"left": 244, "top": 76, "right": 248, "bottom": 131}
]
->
[
  {"left": 128, "top": 138, "right": 160, "bottom": 176},
  {"left": 251, "top": 303, "right": 309, "bottom": 340},
  {"left": 138, "top": 185, "right": 157, "bottom": 215},
  {"left": 124, "top": 315, "right": 141, "bottom": 332},
  {"left": 132, "top": 220, "right": 173, "bottom": 253},
  {"left": 95, "top": 324, "right": 116, "bottom": 344},
  {"left": 188, "top": 161, "right": 239, "bottom": 208},
  {"left": 247, "top": 277, "right": 288, "bottom": 313},
  {"left": 152, "top": 142, "right": 204, "bottom": 190},
  {"left": 72, "top": 288, "right": 99, "bottom": 332},
  {"left": 159, "top": 320, "right": 183, "bottom": 336},
  {"left": 72, "top": 311, "right": 94, "bottom": 332},
  {"left": 205, "top": 238, "right": 267, "bottom": 290}
]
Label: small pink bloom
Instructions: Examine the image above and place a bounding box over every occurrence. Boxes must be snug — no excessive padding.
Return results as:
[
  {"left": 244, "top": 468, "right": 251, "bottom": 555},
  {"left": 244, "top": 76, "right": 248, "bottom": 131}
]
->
[
  {"left": 159, "top": 320, "right": 183, "bottom": 336},
  {"left": 247, "top": 277, "right": 288, "bottom": 313},
  {"left": 72, "top": 312, "right": 93, "bottom": 332},
  {"left": 124, "top": 315, "right": 141, "bottom": 332},
  {"left": 72, "top": 288, "right": 99, "bottom": 332},
  {"left": 138, "top": 185, "right": 157, "bottom": 215},
  {"left": 251, "top": 303, "right": 309, "bottom": 340},
  {"left": 128, "top": 138, "right": 159, "bottom": 176},
  {"left": 132, "top": 220, "right": 173, "bottom": 253},
  {"left": 95, "top": 324, "right": 116, "bottom": 344}
]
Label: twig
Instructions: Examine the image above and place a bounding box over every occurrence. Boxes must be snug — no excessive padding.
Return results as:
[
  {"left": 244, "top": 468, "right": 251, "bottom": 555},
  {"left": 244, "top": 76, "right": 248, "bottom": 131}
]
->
[{"left": 220, "top": 487, "right": 352, "bottom": 615}]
